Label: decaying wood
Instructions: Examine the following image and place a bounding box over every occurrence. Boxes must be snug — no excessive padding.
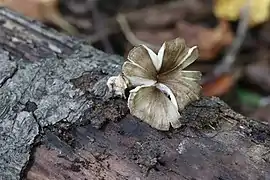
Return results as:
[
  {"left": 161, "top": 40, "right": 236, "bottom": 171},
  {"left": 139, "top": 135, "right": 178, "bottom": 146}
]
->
[{"left": 0, "top": 8, "right": 269, "bottom": 180}]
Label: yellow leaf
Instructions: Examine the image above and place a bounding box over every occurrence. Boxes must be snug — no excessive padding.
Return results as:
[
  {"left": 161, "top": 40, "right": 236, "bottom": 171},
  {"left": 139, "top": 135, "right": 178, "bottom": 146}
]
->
[{"left": 214, "top": 0, "right": 270, "bottom": 26}]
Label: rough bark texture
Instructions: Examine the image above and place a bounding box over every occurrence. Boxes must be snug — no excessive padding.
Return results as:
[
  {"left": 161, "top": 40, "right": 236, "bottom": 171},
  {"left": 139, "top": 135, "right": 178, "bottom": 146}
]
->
[
  {"left": 0, "top": 8, "right": 269, "bottom": 180},
  {"left": 0, "top": 7, "right": 121, "bottom": 180}
]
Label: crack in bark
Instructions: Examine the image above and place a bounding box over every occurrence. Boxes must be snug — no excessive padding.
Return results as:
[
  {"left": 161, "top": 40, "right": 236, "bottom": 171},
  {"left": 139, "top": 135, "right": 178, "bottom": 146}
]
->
[{"left": 0, "top": 65, "right": 18, "bottom": 88}]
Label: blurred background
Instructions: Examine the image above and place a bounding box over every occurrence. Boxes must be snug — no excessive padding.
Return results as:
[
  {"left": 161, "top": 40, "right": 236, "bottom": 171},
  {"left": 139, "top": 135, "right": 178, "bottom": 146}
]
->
[{"left": 1, "top": 0, "right": 269, "bottom": 124}]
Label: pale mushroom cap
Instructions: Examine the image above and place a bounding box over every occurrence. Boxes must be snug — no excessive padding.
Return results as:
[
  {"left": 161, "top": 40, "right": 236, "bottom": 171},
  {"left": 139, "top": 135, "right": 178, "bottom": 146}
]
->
[
  {"left": 111, "top": 37, "right": 202, "bottom": 131},
  {"left": 128, "top": 85, "right": 181, "bottom": 131},
  {"left": 127, "top": 45, "right": 157, "bottom": 76},
  {"left": 107, "top": 74, "right": 129, "bottom": 98},
  {"left": 122, "top": 61, "right": 157, "bottom": 86}
]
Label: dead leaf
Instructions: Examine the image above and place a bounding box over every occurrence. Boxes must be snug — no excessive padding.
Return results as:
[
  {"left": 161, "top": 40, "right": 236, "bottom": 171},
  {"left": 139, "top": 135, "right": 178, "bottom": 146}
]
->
[
  {"left": 176, "top": 20, "right": 234, "bottom": 60},
  {"left": 129, "top": 20, "right": 233, "bottom": 61},
  {"left": 214, "top": 0, "right": 270, "bottom": 26},
  {"left": 0, "top": 0, "right": 77, "bottom": 34},
  {"left": 245, "top": 57, "right": 270, "bottom": 92},
  {"left": 134, "top": 29, "right": 177, "bottom": 46},
  {"left": 202, "top": 73, "right": 235, "bottom": 97},
  {"left": 252, "top": 105, "right": 270, "bottom": 125},
  {"left": 125, "top": 0, "right": 211, "bottom": 29}
]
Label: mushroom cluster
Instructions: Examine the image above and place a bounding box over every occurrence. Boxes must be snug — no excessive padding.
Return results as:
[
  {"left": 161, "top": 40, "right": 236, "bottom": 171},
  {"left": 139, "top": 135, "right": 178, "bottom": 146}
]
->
[{"left": 107, "top": 38, "right": 202, "bottom": 131}]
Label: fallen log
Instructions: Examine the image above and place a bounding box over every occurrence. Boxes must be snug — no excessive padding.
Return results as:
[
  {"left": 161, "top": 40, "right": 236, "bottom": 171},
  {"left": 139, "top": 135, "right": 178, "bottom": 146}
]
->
[{"left": 0, "top": 8, "right": 269, "bottom": 180}]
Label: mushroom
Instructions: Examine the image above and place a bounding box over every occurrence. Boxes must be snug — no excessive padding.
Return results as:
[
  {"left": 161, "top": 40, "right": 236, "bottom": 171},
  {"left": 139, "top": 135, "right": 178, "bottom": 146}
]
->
[{"left": 108, "top": 38, "right": 202, "bottom": 131}]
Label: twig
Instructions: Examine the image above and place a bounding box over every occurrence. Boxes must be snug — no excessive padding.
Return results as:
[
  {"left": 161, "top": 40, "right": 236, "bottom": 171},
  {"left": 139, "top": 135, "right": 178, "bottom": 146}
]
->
[
  {"left": 84, "top": 23, "right": 119, "bottom": 44},
  {"left": 90, "top": 0, "right": 114, "bottom": 53},
  {"left": 116, "top": 13, "right": 159, "bottom": 50},
  {"left": 47, "top": 12, "right": 78, "bottom": 35},
  {"left": 213, "top": 0, "right": 251, "bottom": 75}
]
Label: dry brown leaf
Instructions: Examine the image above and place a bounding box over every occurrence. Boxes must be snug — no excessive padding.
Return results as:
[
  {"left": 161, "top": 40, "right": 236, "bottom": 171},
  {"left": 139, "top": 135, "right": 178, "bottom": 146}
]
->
[
  {"left": 176, "top": 20, "right": 234, "bottom": 60},
  {"left": 0, "top": 0, "right": 77, "bottom": 34},
  {"left": 125, "top": 0, "right": 211, "bottom": 29},
  {"left": 252, "top": 105, "right": 270, "bottom": 125},
  {"left": 134, "top": 29, "right": 177, "bottom": 46},
  {"left": 202, "top": 73, "right": 235, "bottom": 97},
  {"left": 245, "top": 57, "right": 270, "bottom": 92},
  {"left": 130, "top": 20, "right": 233, "bottom": 61}
]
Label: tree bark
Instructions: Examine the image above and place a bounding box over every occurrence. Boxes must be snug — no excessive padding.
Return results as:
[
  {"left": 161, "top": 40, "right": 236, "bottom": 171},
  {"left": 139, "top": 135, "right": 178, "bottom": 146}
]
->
[{"left": 0, "top": 8, "right": 269, "bottom": 180}]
